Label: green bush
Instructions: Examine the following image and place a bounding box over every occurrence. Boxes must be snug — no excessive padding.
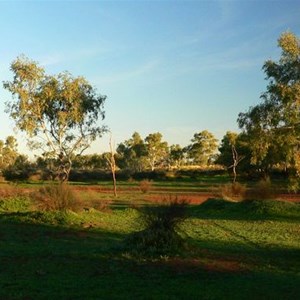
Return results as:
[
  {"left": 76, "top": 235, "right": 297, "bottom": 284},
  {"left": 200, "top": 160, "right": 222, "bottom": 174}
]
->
[
  {"left": 32, "top": 184, "right": 82, "bottom": 212},
  {"left": 125, "top": 198, "right": 189, "bottom": 256}
]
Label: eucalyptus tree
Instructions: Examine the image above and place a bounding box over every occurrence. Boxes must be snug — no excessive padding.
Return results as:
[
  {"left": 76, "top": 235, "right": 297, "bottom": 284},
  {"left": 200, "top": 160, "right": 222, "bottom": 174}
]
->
[
  {"left": 144, "top": 132, "right": 168, "bottom": 171},
  {"left": 0, "top": 136, "right": 18, "bottom": 171},
  {"left": 4, "top": 55, "right": 107, "bottom": 182},
  {"left": 169, "top": 144, "right": 186, "bottom": 168},
  {"left": 217, "top": 132, "right": 248, "bottom": 182},
  {"left": 186, "top": 130, "right": 218, "bottom": 166},
  {"left": 116, "top": 132, "right": 147, "bottom": 172},
  {"left": 238, "top": 31, "right": 300, "bottom": 174}
]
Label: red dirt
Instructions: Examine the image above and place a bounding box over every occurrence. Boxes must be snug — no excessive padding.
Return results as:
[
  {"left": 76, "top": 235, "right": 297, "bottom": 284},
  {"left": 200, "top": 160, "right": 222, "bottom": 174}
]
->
[
  {"left": 153, "top": 257, "right": 247, "bottom": 274},
  {"left": 144, "top": 194, "right": 211, "bottom": 204},
  {"left": 72, "top": 185, "right": 300, "bottom": 203}
]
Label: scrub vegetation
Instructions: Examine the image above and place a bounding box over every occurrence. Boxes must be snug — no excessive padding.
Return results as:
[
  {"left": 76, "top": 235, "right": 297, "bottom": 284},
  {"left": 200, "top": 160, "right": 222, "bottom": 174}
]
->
[{"left": 0, "top": 31, "right": 300, "bottom": 299}]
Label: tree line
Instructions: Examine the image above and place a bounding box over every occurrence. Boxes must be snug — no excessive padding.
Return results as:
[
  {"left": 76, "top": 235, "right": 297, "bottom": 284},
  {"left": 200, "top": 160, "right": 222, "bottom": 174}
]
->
[{"left": 1, "top": 32, "right": 299, "bottom": 187}]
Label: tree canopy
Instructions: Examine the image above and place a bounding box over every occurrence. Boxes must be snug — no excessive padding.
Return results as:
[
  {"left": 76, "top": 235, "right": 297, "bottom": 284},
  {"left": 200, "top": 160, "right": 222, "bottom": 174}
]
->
[
  {"left": 4, "top": 55, "right": 107, "bottom": 181},
  {"left": 238, "top": 31, "right": 300, "bottom": 174}
]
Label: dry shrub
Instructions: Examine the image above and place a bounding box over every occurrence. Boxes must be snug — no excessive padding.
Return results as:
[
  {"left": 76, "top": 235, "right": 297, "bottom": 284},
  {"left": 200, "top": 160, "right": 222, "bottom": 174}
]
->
[
  {"left": 90, "top": 199, "right": 112, "bottom": 212},
  {"left": 246, "top": 179, "right": 277, "bottom": 200},
  {"left": 33, "top": 184, "right": 83, "bottom": 212},
  {"left": 139, "top": 179, "right": 152, "bottom": 193},
  {"left": 0, "top": 184, "right": 23, "bottom": 199},
  {"left": 80, "top": 189, "right": 111, "bottom": 212},
  {"left": 219, "top": 182, "right": 247, "bottom": 201}
]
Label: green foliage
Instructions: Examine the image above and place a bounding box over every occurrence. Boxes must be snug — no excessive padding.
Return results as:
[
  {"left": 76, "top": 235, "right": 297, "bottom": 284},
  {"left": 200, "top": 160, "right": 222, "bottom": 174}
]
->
[
  {"left": 32, "top": 184, "right": 82, "bottom": 212},
  {"left": 2, "top": 154, "right": 34, "bottom": 181},
  {"left": 186, "top": 130, "right": 218, "bottom": 166},
  {"left": 126, "top": 198, "right": 189, "bottom": 256},
  {"left": 4, "top": 55, "right": 107, "bottom": 182},
  {"left": 0, "top": 196, "right": 31, "bottom": 212},
  {"left": 169, "top": 144, "right": 185, "bottom": 168},
  {"left": 238, "top": 32, "right": 300, "bottom": 174},
  {"left": 116, "top": 132, "right": 148, "bottom": 172},
  {"left": 288, "top": 176, "right": 300, "bottom": 193},
  {"left": 144, "top": 132, "right": 169, "bottom": 171},
  {"left": 0, "top": 136, "right": 19, "bottom": 172}
]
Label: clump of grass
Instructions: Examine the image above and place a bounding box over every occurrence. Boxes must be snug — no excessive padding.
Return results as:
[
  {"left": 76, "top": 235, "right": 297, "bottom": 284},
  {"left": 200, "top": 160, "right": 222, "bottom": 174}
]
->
[
  {"left": 219, "top": 182, "right": 247, "bottom": 201},
  {"left": 139, "top": 179, "right": 152, "bottom": 193},
  {"left": 125, "top": 197, "right": 189, "bottom": 257},
  {"left": 0, "top": 196, "right": 32, "bottom": 212},
  {"left": 32, "top": 184, "right": 83, "bottom": 212}
]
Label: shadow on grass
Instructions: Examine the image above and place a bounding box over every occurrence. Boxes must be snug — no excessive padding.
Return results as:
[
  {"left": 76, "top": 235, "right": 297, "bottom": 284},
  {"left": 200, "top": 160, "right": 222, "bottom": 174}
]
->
[
  {"left": 188, "top": 198, "right": 300, "bottom": 222},
  {"left": 0, "top": 210, "right": 299, "bottom": 299}
]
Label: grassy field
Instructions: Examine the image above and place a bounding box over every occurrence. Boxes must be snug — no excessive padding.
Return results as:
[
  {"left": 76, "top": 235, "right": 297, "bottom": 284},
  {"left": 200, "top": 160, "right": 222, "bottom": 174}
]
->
[{"left": 0, "top": 180, "right": 299, "bottom": 299}]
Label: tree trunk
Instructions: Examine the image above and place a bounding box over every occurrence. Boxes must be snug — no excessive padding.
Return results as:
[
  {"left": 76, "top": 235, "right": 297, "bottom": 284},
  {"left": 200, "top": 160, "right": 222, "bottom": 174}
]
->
[
  {"left": 57, "top": 153, "right": 72, "bottom": 182},
  {"left": 107, "top": 135, "right": 117, "bottom": 197}
]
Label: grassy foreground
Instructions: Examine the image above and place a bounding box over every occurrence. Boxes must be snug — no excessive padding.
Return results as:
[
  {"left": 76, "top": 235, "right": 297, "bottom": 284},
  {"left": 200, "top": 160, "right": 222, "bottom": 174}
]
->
[{"left": 0, "top": 191, "right": 299, "bottom": 299}]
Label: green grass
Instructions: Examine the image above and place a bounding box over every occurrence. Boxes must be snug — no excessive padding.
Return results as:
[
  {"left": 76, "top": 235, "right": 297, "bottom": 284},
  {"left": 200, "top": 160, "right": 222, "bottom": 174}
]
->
[{"left": 0, "top": 188, "right": 299, "bottom": 299}]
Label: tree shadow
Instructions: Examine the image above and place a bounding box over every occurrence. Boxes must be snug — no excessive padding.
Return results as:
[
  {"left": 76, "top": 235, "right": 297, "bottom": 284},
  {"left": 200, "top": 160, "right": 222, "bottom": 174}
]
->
[{"left": 0, "top": 209, "right": 300, "bottom": 299}]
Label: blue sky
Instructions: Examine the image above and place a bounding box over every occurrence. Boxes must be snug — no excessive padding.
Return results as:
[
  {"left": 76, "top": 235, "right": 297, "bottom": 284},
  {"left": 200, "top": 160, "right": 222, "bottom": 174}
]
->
[{"left": 0, "top": 0, "right": 299, "bottom": 156}]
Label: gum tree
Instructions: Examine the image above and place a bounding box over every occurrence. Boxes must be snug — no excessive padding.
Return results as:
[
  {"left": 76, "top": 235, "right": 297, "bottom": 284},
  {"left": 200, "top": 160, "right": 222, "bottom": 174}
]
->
[
  {"left": 186, "top": 130, "right": 218, "bottom": 166},
  {"left": 144, "top": 132, "right": 168, "bottom": 171},
  {"left": 238, "top": 32, "right": 300, "bottom": 176},
  {"left": 4, "top": 56, "right": 107, "bottom": 182}
]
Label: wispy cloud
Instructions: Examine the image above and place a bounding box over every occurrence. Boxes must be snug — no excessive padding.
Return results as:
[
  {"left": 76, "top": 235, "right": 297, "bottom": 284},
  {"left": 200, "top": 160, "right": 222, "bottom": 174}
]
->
[
  {"left": 94, "top": 59, "right": 160, "bottom": 85},
  {"left": 38, "top": 47, "right": 110, "bottom": 67}
]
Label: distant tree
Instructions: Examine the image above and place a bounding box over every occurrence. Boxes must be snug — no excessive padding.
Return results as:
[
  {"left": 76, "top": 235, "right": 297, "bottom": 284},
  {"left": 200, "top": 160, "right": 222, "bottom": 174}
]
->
[
  {"left": 104, "top": 134, "right": 117, "bottom": 197},
  {"left": 0, "top": 136, "right": 18, "bottom": 171},
  {"left": 238, "top": 31, "right": 300, "bottom": 175},
  {"left": 71, "top": 154, "right": 106, "bottom": 170},
  {"left": 186, "top": 130, "right": 218, "bottom": 166},
  {"left": 144, "top": 132, "right": 169, "bottom": 171},
  {"left": 169, "top": 144, "right": 186, "bottom": 168},
  {"left": 3, "top": 154, "right": 33, "bottom": 181},
  {"left": 4, "top": 55, "right": 107, "bottom": 182},
  {"left": 217, "top": 132, "right": 246, "bottom": 182},
  {"left": 116, "top": 132, "right": 147, "bottom": 172}
]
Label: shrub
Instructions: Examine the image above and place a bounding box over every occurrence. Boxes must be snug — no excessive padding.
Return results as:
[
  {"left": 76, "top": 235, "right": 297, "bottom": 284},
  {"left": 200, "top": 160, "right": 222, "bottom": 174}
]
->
[
  {"left": 139, "top": 179, "right": 152, "bottom": 193},
  {"left": 246, "top": 178, "right": 277, "bottom": 200},
  {"left": 219, "top": 182, "right": 247, "bottom": 201},
  {"left": 125, "top": 198, "right": 189, "bottom": 256},
  {"left": 32, "top": 184, "right": 82, "bottom": 212}
]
